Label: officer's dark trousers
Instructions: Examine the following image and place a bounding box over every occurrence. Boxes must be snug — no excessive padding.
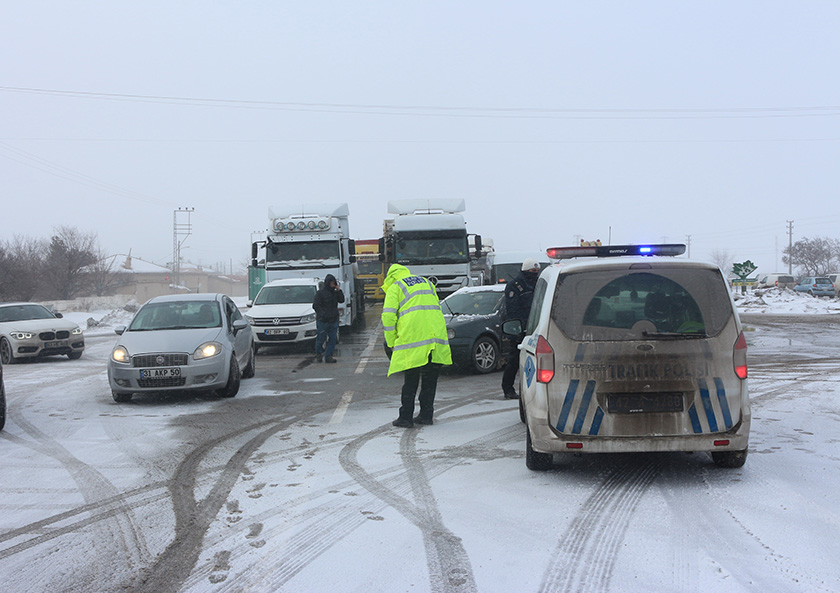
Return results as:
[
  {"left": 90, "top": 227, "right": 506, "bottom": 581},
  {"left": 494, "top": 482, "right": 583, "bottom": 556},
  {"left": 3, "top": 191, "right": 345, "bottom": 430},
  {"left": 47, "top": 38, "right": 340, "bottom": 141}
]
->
[
  {"left": 399, "top": 360, "right": 442, "bottom": 421},
  {"left": 501, "top": 337, "right": 522, "bottom": 394}
]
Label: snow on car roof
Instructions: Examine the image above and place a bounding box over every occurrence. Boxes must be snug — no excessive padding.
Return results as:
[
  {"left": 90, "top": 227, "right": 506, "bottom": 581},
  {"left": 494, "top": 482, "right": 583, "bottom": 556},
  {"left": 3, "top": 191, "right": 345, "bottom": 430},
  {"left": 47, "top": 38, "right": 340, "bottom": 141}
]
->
[{"left": 447, "top": 284, "right": 506, "bottom": 297}]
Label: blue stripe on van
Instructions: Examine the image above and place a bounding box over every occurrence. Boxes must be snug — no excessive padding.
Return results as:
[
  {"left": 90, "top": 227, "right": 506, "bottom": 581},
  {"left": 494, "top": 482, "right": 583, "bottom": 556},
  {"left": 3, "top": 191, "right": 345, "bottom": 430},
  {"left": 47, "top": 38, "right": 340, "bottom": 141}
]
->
[
  {"left": 714, "top": 377, "right": 733, "bottom": 429},
  {"left": 572, "top": 380, "right": 596, "bottom": 434},
  {"left": 574, "top": 343, "right": 586, "bottom": 362},
  {"left": 556, "top": 379, "right": 579, "bottom": 432},
  {"left": 688, "top": 403, "right": 702, "bottom": 434},
  {"left": 589, "top": 406, "right": 604, "bottom": 435},
  {"left": 698, "top": 378, "right": 719, "bottom": 432}
]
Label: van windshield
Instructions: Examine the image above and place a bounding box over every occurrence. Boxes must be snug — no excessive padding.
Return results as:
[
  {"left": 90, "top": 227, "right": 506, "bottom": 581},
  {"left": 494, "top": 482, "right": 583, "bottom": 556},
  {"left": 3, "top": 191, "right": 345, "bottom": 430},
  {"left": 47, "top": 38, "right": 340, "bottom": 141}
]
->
[{"left": 552, "top": 268, "right": 734, "bottom": 340}]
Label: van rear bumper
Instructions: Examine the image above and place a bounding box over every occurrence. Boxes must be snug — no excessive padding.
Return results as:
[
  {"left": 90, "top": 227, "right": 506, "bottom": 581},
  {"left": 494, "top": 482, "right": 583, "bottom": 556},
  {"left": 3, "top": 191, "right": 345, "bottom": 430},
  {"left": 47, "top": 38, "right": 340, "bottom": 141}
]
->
[{"left": 529, "top": 416, "right": 750, "bottom": 454}]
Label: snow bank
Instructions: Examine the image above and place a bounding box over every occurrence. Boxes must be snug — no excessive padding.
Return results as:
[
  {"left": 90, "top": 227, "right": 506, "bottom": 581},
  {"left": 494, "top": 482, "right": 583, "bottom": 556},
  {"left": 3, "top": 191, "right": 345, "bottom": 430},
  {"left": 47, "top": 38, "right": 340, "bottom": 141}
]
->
[{"left": 734, "top": 287, "right": 840, "bottom": 315}]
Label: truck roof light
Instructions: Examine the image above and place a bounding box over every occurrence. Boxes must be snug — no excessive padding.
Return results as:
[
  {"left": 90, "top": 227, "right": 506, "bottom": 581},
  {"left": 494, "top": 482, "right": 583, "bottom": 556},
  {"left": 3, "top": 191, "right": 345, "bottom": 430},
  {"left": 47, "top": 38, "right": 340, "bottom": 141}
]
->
[
  {"left": 308, "top": 221, "right": 316, "bottom": 229},
  {"left": 297, "top": 221, "right": 306, "bottom": 230},
  {"left": 285, "top": 222, "right": 295, "bottom": 231},
  {"left": 318, "top": 219, "right": 328, "bottom": 229},
  {"left": 546, "top": 244, "right": 686, "bottom": 259}
]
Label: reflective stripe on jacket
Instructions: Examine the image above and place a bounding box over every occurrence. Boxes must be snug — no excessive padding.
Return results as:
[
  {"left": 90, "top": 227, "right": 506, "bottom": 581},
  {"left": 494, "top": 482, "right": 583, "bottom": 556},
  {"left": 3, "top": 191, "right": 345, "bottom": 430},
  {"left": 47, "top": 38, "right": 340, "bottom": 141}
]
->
[{"left": 381, "top": 264, "right": 452, "bottom": 376}]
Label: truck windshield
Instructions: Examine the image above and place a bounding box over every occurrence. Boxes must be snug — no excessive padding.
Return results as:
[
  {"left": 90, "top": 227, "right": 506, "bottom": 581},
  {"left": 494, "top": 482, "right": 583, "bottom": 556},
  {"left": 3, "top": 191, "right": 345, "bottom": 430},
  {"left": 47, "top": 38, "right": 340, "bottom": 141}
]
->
[
  {"left": 356, "top": 259, "right": 383, "bottom": 275},
  {"left": 266, "top": 240, "right": 340, "bottom": 266},
  {"left": 394, "top": 231, "right": 469, "bottom": 265}
]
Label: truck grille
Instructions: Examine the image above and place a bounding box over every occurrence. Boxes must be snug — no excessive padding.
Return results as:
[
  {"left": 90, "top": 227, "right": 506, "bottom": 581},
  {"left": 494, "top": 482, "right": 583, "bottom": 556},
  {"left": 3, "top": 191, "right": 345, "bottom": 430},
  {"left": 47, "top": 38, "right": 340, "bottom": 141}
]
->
[{"left": 133, "top": 353, "right": 189, "bottom": 367}]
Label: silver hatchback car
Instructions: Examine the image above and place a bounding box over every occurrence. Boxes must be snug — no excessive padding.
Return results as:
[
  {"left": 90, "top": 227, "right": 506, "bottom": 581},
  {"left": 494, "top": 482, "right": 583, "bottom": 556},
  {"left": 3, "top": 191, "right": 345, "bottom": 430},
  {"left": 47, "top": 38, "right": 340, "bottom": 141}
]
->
[
  {"left": 108, "top": 294, "right": 255, "bottom": 402},
  {"left": 505, "top": 244, "right": 750, "bottom": 471}
]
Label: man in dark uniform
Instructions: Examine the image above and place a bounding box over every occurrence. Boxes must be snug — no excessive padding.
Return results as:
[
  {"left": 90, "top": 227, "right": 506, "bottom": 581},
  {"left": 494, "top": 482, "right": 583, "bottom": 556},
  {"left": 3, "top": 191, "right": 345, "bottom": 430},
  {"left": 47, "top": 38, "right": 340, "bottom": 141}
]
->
[
  {"left": 502, "top": 258, "right": 541, "bottom": 399},
  {"left": 313, "top": 274, "right": 344, "bottom": 363}
]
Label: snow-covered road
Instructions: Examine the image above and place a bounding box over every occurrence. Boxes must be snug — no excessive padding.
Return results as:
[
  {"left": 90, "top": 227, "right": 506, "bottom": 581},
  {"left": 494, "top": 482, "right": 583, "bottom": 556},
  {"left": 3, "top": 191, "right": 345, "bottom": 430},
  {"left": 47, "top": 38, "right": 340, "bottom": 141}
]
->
[{"left": 1, "top": 305, "right": 839, "bottom": 592}]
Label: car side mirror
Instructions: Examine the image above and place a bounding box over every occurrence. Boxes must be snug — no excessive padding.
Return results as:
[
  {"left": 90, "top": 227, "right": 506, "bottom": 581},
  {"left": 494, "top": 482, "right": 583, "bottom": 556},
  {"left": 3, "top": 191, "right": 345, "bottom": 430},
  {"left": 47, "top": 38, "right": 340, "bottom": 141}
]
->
[
  {"left": 115, "top": 326, "right": 126, "bottom": 335},
  {"left": 54, "top": 312, "right": 63, "bottom": 318},
  {"left": 502, "top": 319, "right": 524, "bottom": 338},
  {"left": 232, "top": 319, "right": 249, "bottom": 333},
  {"left": 246, "top": 300, "right": 253, "bottom": 307}
]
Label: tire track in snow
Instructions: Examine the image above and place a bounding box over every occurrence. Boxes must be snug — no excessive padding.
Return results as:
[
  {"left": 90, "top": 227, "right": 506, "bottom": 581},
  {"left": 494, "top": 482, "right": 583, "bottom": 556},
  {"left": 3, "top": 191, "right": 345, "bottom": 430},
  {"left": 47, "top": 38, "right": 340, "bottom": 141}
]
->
[{"left": 538, "top": 457, "right": 663, "bottom": 593}]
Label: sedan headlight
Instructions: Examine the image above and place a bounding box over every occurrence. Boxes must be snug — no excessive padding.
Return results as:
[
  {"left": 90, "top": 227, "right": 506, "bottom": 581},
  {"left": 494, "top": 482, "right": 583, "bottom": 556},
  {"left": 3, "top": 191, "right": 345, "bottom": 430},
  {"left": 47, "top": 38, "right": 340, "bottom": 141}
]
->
[
  {"left": 10, "top": 331, "right": 34, "bottom": 340},
  {"left": 72, "top": 327, "right": 84, "bottom": 335},
  {"left": 447, "top": 327, "right": 456, "bottom": 340},
  {"left": 111, "top": 345, "right": 130, "bottom": 363},
  {"left": 194, "top": 341, "right": 223, "bottom": 360},
  {"left": 300, "top": 313, "right": 316, "bottom": 324}
]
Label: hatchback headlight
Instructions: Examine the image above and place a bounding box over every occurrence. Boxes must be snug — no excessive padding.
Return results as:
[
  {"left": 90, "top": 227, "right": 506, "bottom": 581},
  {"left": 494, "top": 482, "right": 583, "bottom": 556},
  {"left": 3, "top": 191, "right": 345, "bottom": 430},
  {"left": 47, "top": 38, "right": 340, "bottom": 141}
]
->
[
  {"left": 72, "top": 327, "right": 83, "bottom": 335},
  {"left": 111, "top": 345, "right": 130, "bottom": 363},
  {"left": 194, "top": 341, "right": 223, "bottom": 360},
  {"left": 301, "top": 313, "right": 316, "bottom": 324},
  {"left": 10, "top": 331, "right": 34, "bottom": 340}
]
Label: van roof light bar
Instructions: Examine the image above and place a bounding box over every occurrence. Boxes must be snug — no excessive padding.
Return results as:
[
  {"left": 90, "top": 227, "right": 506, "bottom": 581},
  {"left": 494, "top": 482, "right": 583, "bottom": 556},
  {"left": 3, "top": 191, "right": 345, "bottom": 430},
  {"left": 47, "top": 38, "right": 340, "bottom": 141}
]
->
[{"left": 546, "top": 244, "right": 686, "bottom": 260}]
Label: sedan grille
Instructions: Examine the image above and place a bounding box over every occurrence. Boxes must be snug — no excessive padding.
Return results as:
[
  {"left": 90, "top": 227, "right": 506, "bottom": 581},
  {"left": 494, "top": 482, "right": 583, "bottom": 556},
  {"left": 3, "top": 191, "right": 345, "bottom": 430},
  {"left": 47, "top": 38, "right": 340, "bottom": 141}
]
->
[
  {"left": 133, "top": 353, "right": 189, "bottom": 368},
  {"left": 138, "top": 377, "right": 187, "bottom": 388},
  {"left": 39, "top": 331, "right": 55, "bottom": 341}
]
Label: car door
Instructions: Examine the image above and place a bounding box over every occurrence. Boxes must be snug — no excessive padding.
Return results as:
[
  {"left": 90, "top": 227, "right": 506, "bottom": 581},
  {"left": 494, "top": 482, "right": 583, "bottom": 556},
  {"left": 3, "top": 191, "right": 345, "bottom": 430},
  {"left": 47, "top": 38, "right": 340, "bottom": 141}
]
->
[{"left": 224, "top": 297, "right": 251, "bottom": 369}]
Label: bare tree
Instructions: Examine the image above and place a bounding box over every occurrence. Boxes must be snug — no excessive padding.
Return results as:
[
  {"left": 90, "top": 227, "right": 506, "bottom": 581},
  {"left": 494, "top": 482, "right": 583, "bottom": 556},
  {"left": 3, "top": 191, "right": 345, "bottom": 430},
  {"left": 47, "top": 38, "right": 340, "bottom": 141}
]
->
[
  {"left": 42, "top": 226, "right": 98, "bottom": 300},
  {"left": 0, "top": 236, "right": 47, "bottom": 301},
  {"left": 708, "top": 248, "right": 735, "bottom": 277},
  {"left": 783, "top": 236, "right": 840, "bottom": 276},
  {"left": 87, "top": 249, "right": 131, "bottom": 296}
]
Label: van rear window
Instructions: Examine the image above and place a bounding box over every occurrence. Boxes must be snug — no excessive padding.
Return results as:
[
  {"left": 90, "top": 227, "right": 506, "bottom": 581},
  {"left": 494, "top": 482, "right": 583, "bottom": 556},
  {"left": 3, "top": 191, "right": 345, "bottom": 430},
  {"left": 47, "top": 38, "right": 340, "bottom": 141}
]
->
[{"left": 551, "top": 268, "right": 734, "bottom": 340}]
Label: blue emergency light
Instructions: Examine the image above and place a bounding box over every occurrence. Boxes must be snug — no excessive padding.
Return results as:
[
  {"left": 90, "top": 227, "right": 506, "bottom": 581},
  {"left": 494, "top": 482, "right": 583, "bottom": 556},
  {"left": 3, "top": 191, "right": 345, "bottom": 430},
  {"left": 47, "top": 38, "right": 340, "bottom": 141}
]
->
[{"left": 546, "top": 244, "right": 686, "bottom": 259}]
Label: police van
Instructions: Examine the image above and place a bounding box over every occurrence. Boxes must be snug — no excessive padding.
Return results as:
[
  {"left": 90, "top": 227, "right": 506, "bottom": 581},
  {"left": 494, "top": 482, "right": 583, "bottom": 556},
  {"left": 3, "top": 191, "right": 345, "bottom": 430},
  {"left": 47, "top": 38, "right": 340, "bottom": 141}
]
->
[{"left": 504, "top": 244, "right": 750, "bottom": 471}]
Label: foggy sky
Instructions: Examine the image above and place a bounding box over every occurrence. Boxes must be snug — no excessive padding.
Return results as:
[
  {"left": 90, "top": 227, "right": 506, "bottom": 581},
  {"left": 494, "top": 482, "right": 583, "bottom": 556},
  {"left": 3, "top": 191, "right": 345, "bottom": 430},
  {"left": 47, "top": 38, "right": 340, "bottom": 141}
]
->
[{"left": 2, "top": 1, "right": 838, "bottom": 276}]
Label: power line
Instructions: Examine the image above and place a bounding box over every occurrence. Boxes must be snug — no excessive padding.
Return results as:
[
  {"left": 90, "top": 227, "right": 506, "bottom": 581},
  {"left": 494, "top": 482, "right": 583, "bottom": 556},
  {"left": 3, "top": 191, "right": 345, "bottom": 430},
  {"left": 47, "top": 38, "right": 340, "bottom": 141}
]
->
[{"left": 2, "top": 85, "right": 839, "bottom": 120}]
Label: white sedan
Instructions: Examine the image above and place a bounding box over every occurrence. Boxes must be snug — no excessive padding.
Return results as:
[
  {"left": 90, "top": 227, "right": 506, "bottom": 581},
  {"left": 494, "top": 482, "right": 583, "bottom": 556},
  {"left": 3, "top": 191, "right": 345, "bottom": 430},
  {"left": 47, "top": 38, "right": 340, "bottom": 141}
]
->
[{"left": 0, "top": 302, "right": 85, "bottom": 364}]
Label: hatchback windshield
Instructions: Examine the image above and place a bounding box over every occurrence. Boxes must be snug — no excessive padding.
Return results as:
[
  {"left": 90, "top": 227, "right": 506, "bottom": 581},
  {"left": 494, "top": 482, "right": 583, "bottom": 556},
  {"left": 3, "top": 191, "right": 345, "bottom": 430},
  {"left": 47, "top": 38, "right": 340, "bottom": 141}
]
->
[
  {"left": 442, "top": 290, "right": 503, "bottom": 316},
  {"left": 254, "top": 285, "right": 317, "bottom": 305},
  {"left": 129, "top": 301, "right": 222, "bottom": 331},
  {"left": 0, "top": 304, "right": 55, "bottom": 323},
  {"left": 552, "top": 268, "right": 734, "bottom": 340}
]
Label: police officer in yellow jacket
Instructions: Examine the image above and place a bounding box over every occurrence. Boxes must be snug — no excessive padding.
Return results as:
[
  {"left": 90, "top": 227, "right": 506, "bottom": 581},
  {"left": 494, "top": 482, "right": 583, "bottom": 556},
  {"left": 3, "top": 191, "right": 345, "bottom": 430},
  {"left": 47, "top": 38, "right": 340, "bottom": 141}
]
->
[{"left": 381, "top": 264, "right": 452, "bottom": 427}]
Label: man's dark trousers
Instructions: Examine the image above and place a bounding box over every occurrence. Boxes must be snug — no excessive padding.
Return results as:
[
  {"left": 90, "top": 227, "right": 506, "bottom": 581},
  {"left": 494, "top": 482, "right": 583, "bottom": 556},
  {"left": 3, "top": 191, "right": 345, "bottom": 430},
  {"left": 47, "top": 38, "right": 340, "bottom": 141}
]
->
[{"left": 399, "top": 360, "right": 442, "bottom": 421}]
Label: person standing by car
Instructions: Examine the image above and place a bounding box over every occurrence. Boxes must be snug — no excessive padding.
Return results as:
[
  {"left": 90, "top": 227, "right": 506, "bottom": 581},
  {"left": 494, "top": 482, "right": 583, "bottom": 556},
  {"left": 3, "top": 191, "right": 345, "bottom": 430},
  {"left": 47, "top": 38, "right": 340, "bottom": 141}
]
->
[
  {"left": 313, "top": 274, "right": 344, "bottom": 363},
  {"left": 501, "top": 258, "right": 541, "bottom": 399},
  {"left": 381, "top": 264, "right": 452, "bottom": 427}
]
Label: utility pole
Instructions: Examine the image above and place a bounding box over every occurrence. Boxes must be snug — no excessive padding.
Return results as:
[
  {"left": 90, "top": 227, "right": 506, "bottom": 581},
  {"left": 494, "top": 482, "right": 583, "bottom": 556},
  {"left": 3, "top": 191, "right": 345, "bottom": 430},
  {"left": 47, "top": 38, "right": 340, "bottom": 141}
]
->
[
  {"left": 786, "top": 220, "right": 794, "bottom": 274},
  {"left": 173, "top": 207, "right": 195, "bottom": 288}
]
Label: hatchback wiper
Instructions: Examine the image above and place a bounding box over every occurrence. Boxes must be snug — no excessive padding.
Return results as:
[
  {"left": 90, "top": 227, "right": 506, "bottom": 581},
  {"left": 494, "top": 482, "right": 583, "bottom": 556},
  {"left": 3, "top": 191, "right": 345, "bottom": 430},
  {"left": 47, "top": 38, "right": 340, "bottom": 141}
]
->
[{"left": 642, "top": 331, "right": 708, "bottom": 339}]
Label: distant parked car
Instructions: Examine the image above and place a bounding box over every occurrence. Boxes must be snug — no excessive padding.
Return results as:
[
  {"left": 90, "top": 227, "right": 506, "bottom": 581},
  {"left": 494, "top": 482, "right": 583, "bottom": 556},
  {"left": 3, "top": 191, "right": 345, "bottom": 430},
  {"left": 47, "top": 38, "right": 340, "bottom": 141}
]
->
[
  {"left": 0, "top": 359, "right": 5, "bottom": 431},
  {"left": 107, "top": 293, "right": 255, "bottom": 402},
  {"left": 441, "top": 285, "right": 510, "bottom": 374},
  {"left": 793, "top": 277, "right": 835, "bottom": 297},
  {"left": 756, "top": 273, "right": 795, "bottom": 290},
  {"left": 245, "top": 278, "right": 319, "bottom": 352},
  {"left": 827, "top": 274, "right": 840, "bottom": 296},
  {"left": 0, "top": 302, "right": 85, "bottom": 364}
]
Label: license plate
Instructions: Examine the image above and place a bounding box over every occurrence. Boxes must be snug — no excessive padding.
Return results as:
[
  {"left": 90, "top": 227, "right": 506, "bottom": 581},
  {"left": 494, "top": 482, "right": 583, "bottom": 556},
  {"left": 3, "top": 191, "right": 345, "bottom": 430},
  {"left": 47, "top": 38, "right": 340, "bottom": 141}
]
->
[
  {"left": 265, "top": 328, "right": 289, "bottom": 335},
  {"left": 139, "top": 367, "right": 182, "bottom": 379},
  {"left": 45, "top": 340, "right": 68, "bottom": 348},
  {"left": 607, "top": 393, "right": 684, "bottom": 414}
]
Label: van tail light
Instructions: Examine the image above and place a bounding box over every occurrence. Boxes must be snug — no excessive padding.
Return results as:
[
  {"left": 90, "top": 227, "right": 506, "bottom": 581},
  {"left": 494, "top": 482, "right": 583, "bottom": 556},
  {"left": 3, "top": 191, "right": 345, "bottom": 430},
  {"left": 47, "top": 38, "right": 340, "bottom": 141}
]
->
[
  {"left": 536, "top": 335, "right": 555, "bottom": 383},
  {"left": 733, "top": 331, "right": 748, "bottom": 379}
]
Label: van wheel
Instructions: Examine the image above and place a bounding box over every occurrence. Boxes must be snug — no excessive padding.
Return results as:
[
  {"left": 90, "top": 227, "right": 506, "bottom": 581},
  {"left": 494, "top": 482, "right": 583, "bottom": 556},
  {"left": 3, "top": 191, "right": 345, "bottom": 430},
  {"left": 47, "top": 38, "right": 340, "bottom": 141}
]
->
[
  {"left": 471, "top": 337, "right": 499, "bottom": 374},
  {"left": 526, "top": 428, "right": 553, "bottom": 471},
  {"left": 217, "top": 356, "right": 241, "bottom": 398},
  {"left": 519, "top": 396, "right": 526, "bottom": 423},
  {"left": 712, "top": 449, "right": 748, "bottom": 468}
]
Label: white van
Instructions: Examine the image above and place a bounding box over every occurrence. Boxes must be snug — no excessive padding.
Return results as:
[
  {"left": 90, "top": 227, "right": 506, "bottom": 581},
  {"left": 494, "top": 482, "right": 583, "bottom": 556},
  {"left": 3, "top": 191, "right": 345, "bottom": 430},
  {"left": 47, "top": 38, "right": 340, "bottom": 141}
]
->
[
  {"left": 505, "top": 244, "right": 750, "bottom": 470},
  {"left": 756, "top": 273, "right": 795, "bottom": 289}
]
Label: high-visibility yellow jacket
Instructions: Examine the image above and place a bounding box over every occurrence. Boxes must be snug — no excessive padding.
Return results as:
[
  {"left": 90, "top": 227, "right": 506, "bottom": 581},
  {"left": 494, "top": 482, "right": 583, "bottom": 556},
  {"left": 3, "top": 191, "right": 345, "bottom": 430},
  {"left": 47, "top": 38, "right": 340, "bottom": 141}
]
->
[{"left": 381, "top": 264, "right": 452, "bottom": 376}]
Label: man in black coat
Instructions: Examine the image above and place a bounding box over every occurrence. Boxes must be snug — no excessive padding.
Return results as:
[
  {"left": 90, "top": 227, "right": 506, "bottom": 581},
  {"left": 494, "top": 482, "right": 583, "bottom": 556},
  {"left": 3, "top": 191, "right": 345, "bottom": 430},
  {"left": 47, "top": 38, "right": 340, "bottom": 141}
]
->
[
  {"left": 312, "top": 274, "right": 345, "bottom": 363},
  {"left": 502, "top": 258, "right": 541, "bottom": 398}
]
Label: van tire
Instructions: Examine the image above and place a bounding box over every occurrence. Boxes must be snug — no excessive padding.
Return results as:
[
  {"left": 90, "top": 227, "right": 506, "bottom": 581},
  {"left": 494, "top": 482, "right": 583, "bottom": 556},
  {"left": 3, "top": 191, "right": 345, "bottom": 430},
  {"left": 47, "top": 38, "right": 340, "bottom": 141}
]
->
[
  {"left": 518, "top": 396, "right": 526, "bottom": 424},
  {"left": 526, "top": 428, "right": 553, "bottom": 471},
  {"left": 712, "top": 449, "right": 748, "bottom": 468}
]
